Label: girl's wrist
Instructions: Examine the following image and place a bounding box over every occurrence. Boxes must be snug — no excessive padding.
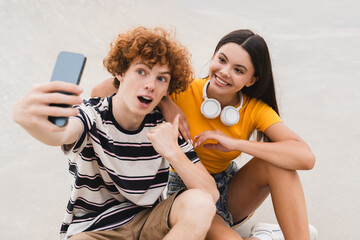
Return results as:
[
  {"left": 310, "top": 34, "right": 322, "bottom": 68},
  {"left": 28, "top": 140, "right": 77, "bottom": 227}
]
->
[{"left": 235, "top": 139, "right": 245, "bottom": 152}]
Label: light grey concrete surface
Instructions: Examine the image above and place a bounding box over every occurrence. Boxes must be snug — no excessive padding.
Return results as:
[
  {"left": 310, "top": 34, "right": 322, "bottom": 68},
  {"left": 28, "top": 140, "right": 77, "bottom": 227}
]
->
[{"left": 1, "top": 0, "right": 359, "bottom": 239}]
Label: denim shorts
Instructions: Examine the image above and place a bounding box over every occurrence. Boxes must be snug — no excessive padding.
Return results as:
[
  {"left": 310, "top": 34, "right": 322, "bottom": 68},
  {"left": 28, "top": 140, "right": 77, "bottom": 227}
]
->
[{"left": 167, "top": 161, "right": 238, "bottom": 226}]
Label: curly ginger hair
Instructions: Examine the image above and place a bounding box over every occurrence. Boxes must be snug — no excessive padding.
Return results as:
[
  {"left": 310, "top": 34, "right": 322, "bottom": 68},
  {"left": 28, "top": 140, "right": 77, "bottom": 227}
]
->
[{"left": 103, "top": 26, "right": 193, "bottom": 95}]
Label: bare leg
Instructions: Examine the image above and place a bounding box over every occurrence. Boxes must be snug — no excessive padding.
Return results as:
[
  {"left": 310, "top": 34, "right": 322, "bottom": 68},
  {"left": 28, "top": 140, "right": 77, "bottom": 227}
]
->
[
  {"left": 227, "top": 158, "right": 310, "bottom": 240},
  {"left": 204, "top": 214, "right": 264, "bottom": 240},
  {"left": 165, "top": 189, "right": 216, "bottom": 240},
  {"left": 205, "top": 214, "right": 243, "bottom": 240}
]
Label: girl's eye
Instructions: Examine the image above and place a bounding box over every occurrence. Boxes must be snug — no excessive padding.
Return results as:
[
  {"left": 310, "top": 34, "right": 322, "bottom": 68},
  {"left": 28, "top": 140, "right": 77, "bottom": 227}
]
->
[
  {"left": 218, "top": 57, "right": 226, "bottom": 63},
  {"left": 235, "top": 68, "right": 244, "bottom": 74}
]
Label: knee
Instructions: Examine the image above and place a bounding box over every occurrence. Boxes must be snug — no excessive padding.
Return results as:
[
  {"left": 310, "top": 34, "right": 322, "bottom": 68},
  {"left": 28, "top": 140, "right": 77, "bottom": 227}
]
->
[
  {"left": 183, "top": 189, "right": 216, "bottom": 217},
  {"left": 254, "top": 158, "right": 299, "bottom": 183},
  {"left": 174, "top": 189, "right": 216, "bottom": 227}
]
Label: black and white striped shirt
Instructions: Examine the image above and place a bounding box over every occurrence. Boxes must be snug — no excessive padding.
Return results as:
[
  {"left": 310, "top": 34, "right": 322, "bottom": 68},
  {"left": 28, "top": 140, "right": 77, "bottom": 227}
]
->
[{"left": 60, "top": 96, "right": 199, "bottom": 239}]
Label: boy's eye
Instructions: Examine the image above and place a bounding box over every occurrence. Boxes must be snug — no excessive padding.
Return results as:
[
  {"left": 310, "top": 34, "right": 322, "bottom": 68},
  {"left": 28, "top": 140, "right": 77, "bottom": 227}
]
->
[
  {"left": 158, "top": 76, "right": 167, "bottom": 82},
  {"left": 137, "top": 69, "right": 145, "bottom": 75}
]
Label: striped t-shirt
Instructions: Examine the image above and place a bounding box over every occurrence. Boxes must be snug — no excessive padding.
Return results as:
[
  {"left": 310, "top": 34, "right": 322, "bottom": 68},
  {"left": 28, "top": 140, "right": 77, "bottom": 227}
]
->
[{"left": 60, "top": 96, "right": 199, "bottom": 239}]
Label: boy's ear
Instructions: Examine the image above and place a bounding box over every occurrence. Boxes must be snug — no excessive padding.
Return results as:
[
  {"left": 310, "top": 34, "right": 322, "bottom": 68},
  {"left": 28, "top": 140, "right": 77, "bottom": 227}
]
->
[
  {"left": 115, "top": 73, "right": 124, "bottom": 82},
  {"left": 246, "top": 76, "right": 258, "bottom": 87}
]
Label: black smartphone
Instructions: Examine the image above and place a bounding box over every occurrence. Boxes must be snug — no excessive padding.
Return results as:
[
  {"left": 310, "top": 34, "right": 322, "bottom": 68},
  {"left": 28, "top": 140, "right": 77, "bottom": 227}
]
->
[{"left": 48, "top": 51, "right": 86, "bottom": 127}]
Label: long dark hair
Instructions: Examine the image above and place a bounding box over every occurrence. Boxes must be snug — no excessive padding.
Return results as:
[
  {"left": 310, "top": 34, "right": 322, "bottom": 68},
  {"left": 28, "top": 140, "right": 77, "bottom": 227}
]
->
[{"left": 214, "top": 29, "right": 279, "bottom": 142}]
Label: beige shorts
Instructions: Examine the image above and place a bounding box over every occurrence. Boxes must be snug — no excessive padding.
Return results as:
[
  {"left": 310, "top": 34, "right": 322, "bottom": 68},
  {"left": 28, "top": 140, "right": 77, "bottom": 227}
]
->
[{"left": 69, "top": 189, "right": 183, "bottom": 240}]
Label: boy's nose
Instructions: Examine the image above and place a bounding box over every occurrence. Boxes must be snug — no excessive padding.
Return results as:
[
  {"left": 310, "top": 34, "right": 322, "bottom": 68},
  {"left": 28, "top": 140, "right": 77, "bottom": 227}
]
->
[{"left": 144, "top": 77, "right": 155, "bottom": 91}]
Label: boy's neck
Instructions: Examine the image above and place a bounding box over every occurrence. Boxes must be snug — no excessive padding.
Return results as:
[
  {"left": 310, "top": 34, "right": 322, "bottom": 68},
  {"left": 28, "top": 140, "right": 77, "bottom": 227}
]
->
[{"left": 111, "top": 94, "right": 146, "bottom": 131}]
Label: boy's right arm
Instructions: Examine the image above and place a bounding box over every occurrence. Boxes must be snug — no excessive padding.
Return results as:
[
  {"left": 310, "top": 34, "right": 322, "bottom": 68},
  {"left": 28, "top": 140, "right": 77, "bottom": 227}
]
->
[{"left": 13, "top": 81, "right": 84, "bottom": 146}]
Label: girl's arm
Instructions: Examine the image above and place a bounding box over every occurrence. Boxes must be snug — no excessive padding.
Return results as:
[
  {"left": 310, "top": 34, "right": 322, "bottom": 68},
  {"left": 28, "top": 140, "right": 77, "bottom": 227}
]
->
[
  {"left": 13, "top": 81, "right": 84, "bottom": 146},
  {"left": 194, "top": 122, "right": 315, "bottom": 170},
  {"left": 91, "top": 78, "right": 117, "bottom": 98}
]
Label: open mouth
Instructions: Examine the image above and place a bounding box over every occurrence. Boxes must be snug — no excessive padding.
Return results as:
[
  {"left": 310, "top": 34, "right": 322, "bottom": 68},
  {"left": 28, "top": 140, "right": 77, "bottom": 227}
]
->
[{"left": 138, "top": 96, "right": 153, "bottom": 105}]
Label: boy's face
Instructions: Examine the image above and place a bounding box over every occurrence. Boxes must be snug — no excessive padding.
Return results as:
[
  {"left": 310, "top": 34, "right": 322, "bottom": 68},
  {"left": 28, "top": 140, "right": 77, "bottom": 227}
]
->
[{"left": 116, "top": 58, "right": 171, "bottom": 116}]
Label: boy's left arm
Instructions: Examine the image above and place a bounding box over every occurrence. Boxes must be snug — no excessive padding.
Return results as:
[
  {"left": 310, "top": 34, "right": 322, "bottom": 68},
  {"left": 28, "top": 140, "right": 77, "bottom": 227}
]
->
[{"left": 147, "top": 115, "right": 219, "bottom": 203}]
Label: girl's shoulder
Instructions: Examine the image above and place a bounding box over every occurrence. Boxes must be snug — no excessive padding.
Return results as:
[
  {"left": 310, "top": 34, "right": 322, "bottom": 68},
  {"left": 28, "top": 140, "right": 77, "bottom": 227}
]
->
[
  {"left": 171, "top": 78, "right": 206, "bottom": 101},
  {"left": 191, "top": 77, "right": 207, "bottom": 88},
  {"left": 242, "top": 95, "right": 281, "bottom": 128}
]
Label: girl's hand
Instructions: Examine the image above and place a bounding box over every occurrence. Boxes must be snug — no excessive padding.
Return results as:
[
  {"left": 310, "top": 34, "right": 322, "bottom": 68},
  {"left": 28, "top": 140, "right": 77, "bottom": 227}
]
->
[
  {"left": 194, "top": 130, "right": 238, "bottom": 152},
  {"left": 158, "top": 96, "right": 192, "bottom": 144}
]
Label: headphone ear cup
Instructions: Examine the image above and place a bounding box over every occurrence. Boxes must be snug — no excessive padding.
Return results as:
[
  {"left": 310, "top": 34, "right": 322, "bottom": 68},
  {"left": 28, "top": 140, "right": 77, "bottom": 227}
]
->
[
  {"left": 201, "top": 98, "right": 221, "bottom": 119},
  {"left": 220, "top": 106, "right": 240, "bottom": 126}
]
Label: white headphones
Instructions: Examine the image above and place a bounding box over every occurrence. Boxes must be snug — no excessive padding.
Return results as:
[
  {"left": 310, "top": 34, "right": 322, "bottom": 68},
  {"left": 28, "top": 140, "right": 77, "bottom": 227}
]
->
[{"left": 200, "top": 80, "right": 243, "bottom": 126}]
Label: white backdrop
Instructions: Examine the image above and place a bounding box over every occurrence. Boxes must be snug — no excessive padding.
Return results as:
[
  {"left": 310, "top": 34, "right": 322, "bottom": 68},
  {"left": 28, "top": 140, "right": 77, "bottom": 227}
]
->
[{"left": 1, "top": 0, "right": 359, "bottom": 239}]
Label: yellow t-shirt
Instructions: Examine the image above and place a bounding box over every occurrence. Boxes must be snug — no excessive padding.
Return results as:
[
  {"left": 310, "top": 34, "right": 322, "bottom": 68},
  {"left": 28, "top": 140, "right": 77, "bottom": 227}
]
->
[{"left": 170, "top": 78, "right": 282, "bottom": 174}]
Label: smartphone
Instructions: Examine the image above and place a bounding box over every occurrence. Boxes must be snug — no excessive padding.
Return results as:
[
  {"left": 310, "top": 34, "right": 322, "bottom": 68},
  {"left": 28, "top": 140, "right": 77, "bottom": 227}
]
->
[{"left": 48, "top": 51, "right": 86, "bottom": 127}]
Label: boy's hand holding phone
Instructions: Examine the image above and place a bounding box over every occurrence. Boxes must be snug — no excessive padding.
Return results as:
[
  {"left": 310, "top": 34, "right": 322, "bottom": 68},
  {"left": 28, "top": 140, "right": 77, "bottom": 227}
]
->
[
  {"left": 48, "top": 51, "right": 86, "bottom": 127},
  {"left": 13, "top": 81, "right": 83, "bottom": 132},
  {"left": 13, "top": 51, "right": 86, "bottom": 144}
]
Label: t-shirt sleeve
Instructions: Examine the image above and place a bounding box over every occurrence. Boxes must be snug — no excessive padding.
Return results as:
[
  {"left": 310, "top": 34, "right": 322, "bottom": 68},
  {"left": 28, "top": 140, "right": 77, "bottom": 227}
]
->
[
  {"left": 169, "top": 91, "right": 186, "bottom": 108},
  {"left": 251, "top": 100, "right": 282, "bottom": 132},
  {"left": 177, "top": 137, "right": 200, "bottom": 164},
  {"left": 62, "top": 102, "right": 93, "bottom": 154}
]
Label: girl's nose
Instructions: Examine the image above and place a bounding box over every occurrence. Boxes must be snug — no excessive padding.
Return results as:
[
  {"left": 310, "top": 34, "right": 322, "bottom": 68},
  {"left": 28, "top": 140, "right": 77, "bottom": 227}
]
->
[{"left": 220, "top": 65, "right": 231, "bottom": 78}]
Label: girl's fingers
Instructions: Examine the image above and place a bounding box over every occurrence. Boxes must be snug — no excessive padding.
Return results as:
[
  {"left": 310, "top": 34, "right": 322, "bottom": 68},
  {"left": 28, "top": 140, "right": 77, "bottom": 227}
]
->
[
  {"left": 194, "top": 131, "right": 218, "bottom": 148},
  {"left": 180, "top": 122, "right": 192, "bottom": 143},
  {"left": 203, "top": 143, "right": 216, "bottom": 149},
  {"left": 194, "top": 135, "right": 206, "bottom": 148}
]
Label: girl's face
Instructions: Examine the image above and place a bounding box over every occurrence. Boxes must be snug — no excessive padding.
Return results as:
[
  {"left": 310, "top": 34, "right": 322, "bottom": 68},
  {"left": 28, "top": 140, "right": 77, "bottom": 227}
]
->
[{"left": 208, "top": 42, "right": 257, "bottom": 103}]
